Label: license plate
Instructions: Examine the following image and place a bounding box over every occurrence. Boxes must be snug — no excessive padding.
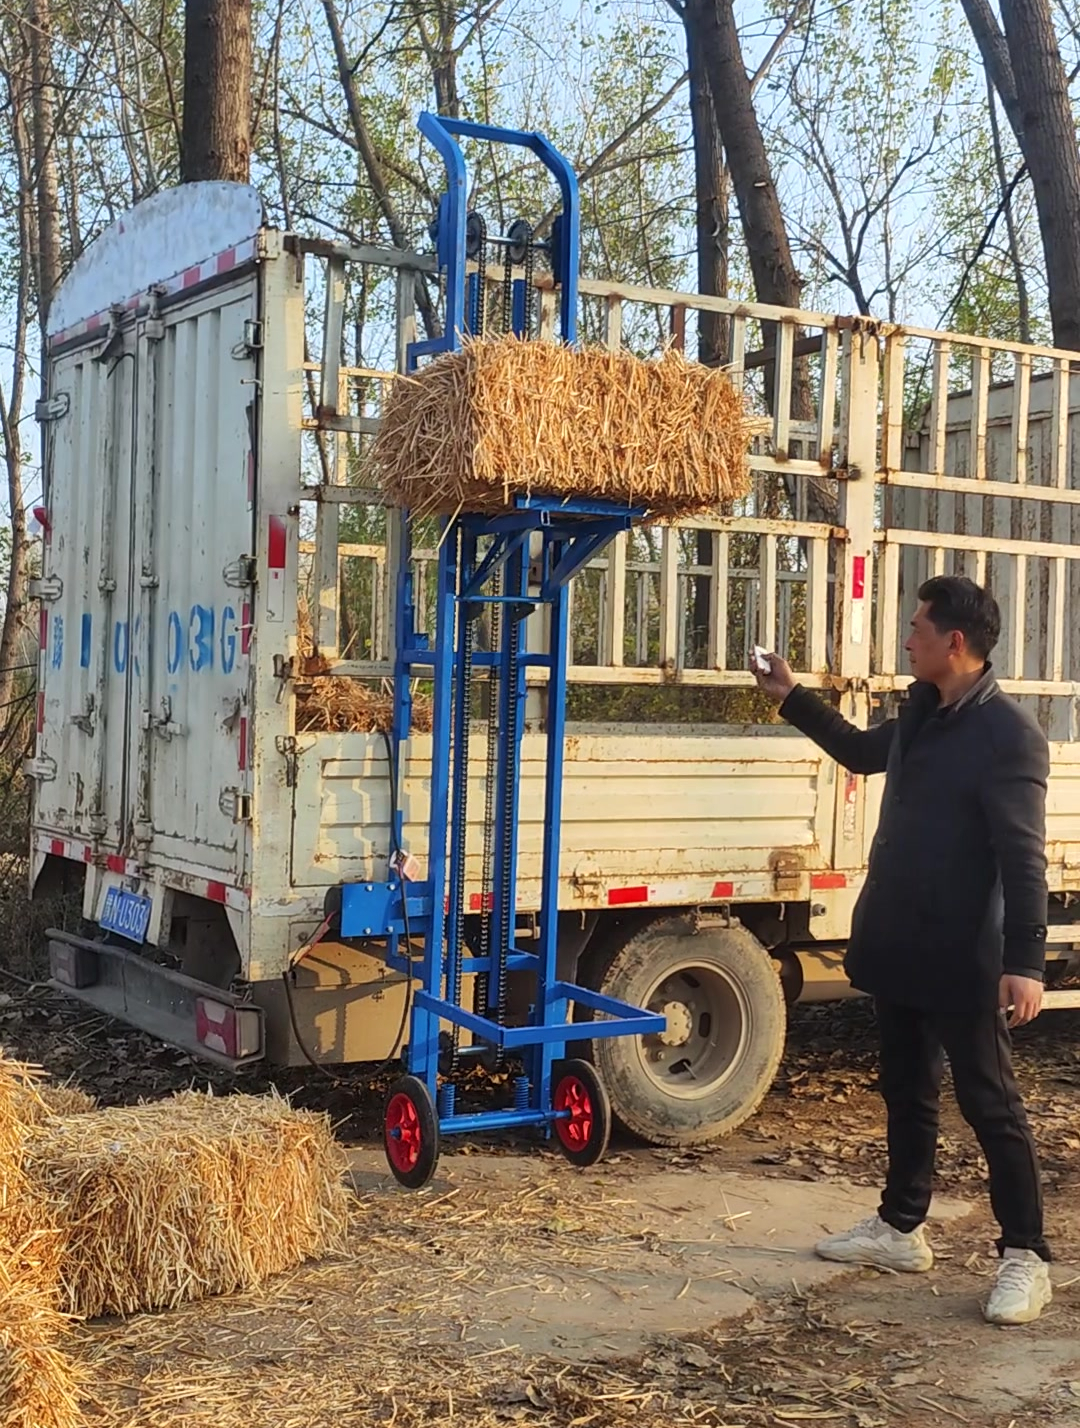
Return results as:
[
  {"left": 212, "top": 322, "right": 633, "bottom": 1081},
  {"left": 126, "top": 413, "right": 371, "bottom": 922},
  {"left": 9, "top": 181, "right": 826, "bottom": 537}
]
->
[{"left": 99, "top": 887, "right": 152, "bottom": 943}]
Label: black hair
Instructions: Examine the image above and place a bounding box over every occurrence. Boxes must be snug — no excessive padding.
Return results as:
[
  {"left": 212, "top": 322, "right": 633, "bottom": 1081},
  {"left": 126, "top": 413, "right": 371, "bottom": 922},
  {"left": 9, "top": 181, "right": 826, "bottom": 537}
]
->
[{"left": 916, "top": 575, "right": 1001, "bottom": 661}]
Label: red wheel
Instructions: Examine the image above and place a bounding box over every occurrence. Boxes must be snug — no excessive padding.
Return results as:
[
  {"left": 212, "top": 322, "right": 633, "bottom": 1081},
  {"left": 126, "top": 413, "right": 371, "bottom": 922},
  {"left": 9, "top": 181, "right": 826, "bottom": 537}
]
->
[
  {"left": 553, "top": 1059, "right": 611, "bottom": 1168},
  {"left": 384, "top": 1075, "right": 440, "bottom": 1189}
]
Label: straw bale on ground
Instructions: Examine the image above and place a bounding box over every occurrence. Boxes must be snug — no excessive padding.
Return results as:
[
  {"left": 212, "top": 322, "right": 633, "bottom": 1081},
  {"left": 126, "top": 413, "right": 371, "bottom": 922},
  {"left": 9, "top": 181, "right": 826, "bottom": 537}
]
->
[
  {"left": 15, "top": 1083, "right": 96, "bottom": 1125},
  {"left": 374, "top": 335, "right": 757, "bottom": 519},
  {"left": 0, "top": 1054, "right": 82, "bottom": 1428},
  {"left": 26, "top": 1089, "right": 350, "bottom": 1319}
]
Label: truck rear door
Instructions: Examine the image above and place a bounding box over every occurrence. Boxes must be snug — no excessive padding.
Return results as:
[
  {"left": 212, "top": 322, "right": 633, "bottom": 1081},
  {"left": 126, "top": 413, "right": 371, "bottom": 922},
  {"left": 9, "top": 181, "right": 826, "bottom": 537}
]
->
[{"left": 35, "top": 249, "right": 259, "bottom": 891}]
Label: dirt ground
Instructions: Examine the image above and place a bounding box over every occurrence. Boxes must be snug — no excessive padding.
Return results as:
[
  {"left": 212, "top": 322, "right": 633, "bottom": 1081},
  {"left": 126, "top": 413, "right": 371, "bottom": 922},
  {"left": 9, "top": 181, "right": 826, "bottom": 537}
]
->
[{"left": 6, "top": 977, "right": 1080, "bottom": 1427}]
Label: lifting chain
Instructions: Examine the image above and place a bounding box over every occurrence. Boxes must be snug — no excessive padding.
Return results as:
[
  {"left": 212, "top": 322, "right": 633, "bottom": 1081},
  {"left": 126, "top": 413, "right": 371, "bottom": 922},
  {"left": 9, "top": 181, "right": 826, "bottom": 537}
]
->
[
  {"left": 500, "top": 219, "right": 537, "bottom": 338},
  {"left": 494, "top": 610, "right": 521, "bottom": 1054},
  {"left": 448, "top": 525, "right": 472, "bottom": 1072},
  {"left": 475, "top": 570, "right": 501, "bottom": 1023}
]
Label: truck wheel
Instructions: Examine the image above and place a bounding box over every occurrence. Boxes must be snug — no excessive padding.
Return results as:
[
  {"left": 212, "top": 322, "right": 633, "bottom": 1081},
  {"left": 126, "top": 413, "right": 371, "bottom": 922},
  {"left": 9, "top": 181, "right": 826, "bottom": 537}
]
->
[{"left": 582, "top": 917, "right": 786, "bottom": 1147}]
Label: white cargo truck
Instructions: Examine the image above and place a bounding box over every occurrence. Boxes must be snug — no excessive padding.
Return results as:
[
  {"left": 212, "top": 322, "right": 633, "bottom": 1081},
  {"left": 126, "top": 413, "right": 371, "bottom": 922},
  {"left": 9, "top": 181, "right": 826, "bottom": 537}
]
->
[{"left": 30, "top": 183, "right": 1080, "bottom": 1146}]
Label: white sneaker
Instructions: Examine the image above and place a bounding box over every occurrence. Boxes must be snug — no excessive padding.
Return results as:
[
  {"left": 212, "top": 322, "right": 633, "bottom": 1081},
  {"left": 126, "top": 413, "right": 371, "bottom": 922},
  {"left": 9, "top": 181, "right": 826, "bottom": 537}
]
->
[
  {"left": 984, "top": 1248, "right": 1052, "bottom": 1326},
  {"left": 814, "top": 1214, "right": 934, "bottom": 1273}
]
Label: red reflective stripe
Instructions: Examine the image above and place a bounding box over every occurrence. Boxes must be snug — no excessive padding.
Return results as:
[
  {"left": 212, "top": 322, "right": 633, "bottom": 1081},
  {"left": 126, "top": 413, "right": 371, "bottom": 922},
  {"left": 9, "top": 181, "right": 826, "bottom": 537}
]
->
[
  {"left": 85, "top": 312, "right": 104, "bottom": 331},
  {"left": 851, "top": 555, "right": 867, "bottom": 601},
  {"left": 468, "top": 892, "right": 494, "bottom": 912},
  {"left": 39, "top": 607, "right": 48, "bottom": 649},
  {"left": 711, "top": 880, "right": 734, "bottom": 899},
  {"left": 36, "top": 692, "right": 45, "bottom": 733},
  {"left": 241, "top": 601, "right": 252, "bottom": 654},
  {"left": 267, "top": 516, "right": 287, "bottom": 570},
  {"left": 50, "top": 838, "right": 65, "bottom": 857},
  {"left": 82, "top": 845, "right": 93, "bottom": 863},
  {"left": 811, "top": 872, "right": 847, "bottom": 890},
  {"left": 207, "top": 881, "right": 227, "bottom": 904},
  {"left": 183, "top": 265, "right": 202, "bottom": 288},
  {"left": 106, "top": 854, "right": 126, "bottom": 874},
  {"left": 608, "top": 885, "right": 648, "bottom": 906},
  {"left": 238, "top": 717, "right": 248, "bottom": 771},
  {"left": 216, "top": 247, "right": 237, "bottom": 274}
]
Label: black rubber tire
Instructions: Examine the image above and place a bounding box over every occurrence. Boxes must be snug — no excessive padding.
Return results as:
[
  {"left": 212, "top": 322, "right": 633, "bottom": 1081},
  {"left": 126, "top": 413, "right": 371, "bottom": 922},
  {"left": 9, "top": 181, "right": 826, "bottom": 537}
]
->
[
  {"left": 581, "top": 917, "right": 786, "bottom": 1147},
  {"left": 383, "top": 1075, "right": 440, "bottom": 1189},
  {"left": 552, "top": 1058, "right": 612, "bottom": 1168}
]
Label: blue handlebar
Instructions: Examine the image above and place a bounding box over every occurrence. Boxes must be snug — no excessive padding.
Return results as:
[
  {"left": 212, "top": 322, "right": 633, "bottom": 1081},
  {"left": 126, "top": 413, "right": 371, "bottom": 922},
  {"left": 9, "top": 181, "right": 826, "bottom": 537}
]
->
[{"left": 408, "top": 111, "right": 579, "bottom": 368}]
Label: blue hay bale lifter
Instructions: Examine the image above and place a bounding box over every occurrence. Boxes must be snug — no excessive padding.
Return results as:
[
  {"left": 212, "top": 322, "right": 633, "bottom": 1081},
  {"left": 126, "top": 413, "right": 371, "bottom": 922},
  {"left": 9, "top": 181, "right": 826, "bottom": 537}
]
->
[{"left": 338, "top": 113, "right": 666, "bottom": 1187}]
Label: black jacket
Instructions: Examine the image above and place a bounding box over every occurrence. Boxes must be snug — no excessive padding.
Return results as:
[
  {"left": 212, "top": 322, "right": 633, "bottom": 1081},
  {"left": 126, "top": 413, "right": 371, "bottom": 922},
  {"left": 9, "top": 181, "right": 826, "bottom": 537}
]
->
[{"left": 781, "top": 667, "right": 1049, "bottom": 1009}]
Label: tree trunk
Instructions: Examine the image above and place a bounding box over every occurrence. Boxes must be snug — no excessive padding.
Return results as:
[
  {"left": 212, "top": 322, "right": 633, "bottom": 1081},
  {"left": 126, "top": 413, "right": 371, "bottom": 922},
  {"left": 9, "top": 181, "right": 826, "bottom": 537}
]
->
[
  {"left": 685, "top": 0, "right": 833, "bottom": 525},
  {"left": 0, "top": 78, "right": 35, "bottom": 728},
  {"left": 684, "top": 0, "right": 801, "bottom": 313},
  {"left": 685, "top": 26, "right": 728, "bottom": 660},
  {"left": 181, "top": 0, "right": 252, "bottom": 183},
  {"left": 686, "top": 29, "right": 728, "bottom": 367},
  {"left": 999, "top": 0, "right": 1080, "bottom": 351},
  {"left": 27, "top": 0, "right": 62, "bottom": 330},
  {"left": 959, "top": 0, "right": 1024, "bottom": 142}
]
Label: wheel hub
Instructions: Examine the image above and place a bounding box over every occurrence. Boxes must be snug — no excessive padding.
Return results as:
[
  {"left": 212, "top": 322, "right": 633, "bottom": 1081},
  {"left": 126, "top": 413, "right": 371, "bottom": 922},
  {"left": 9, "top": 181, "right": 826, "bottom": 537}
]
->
[
  {"left": 385, "top": 1092, "right": 422, "bottom": 1172},
  {"left": 638, "top": 961, "right": 752, "bottom": 1100},
  {"left": 658, "top": 1000, "right": 693, "bottom": 1047},
  {"left": 554, "top": 1075, "right": 593, "bottom": 1150}
]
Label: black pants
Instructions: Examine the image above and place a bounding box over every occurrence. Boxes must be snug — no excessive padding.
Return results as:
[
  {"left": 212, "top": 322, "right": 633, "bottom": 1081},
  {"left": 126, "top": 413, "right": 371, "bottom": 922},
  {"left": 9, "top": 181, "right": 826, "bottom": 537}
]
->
[{"left": 875, "top": 998, "right": 1050, "bottom": 1261}]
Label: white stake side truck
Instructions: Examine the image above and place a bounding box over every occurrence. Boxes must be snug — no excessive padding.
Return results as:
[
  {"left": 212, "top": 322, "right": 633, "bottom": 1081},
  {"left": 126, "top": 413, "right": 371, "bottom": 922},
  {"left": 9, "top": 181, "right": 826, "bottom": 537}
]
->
[{"left": 29, "top": 183, "right": 1080, "bottom": 1146}]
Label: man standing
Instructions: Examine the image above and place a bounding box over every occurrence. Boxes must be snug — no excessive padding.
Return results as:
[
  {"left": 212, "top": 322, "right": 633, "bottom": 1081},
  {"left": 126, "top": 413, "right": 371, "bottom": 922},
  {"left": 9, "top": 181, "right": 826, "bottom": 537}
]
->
[{"left": 753, "top": 575, "right": 1051, "bottom": 1325}]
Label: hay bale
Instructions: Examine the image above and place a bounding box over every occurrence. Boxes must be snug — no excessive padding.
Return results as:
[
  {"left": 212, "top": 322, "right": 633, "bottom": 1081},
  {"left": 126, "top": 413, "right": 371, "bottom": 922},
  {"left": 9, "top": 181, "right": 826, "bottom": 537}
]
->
[
  {"left": 373, "top": 335, "right": 757, "bottom": 518},
  {"left": 16, "top": 1083, "right": 96, "bottom": 1126},
  {"left": 26, "top": 1090, "right": 350, "bottom": 1319},
  {"left": 0, "top": 1273, "right": 82, "bottom": 1428},
  {"left": 0, "top": 1054, "right": 82, "bottom": 1428}
]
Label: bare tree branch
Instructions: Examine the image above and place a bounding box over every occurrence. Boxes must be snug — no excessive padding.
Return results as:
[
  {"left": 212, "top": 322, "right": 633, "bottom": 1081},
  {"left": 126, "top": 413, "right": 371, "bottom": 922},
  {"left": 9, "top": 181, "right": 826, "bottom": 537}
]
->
[
  {"left": 321, "top": 0, "right": 439, "bottom": 338},
  {"left": 534, "top": 72, "right": 689, "bottom": 236}
]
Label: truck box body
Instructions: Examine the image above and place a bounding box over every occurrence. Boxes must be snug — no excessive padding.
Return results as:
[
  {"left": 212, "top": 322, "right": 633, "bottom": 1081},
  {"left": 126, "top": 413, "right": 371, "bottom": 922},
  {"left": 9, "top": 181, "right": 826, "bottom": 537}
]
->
[{"left": 29, "top": 185, "right": 1080, "bottom": 1130}]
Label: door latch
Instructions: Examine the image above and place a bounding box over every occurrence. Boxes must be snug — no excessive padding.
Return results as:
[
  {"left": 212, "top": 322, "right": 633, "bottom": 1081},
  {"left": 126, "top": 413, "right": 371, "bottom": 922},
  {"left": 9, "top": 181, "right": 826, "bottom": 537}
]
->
[{"left": 144, "top": 697, "right": 185, "bottom": 739}]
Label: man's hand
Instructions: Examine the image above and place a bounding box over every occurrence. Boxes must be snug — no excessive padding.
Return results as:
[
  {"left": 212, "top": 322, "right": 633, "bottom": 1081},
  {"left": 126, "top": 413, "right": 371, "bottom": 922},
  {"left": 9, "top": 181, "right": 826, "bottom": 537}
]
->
[
  {"left": 999, "top": 973, "right": 1043, "bottom": 1029},
  {"left": 750, "top": 651, "right": 797, "bottom": 704}
]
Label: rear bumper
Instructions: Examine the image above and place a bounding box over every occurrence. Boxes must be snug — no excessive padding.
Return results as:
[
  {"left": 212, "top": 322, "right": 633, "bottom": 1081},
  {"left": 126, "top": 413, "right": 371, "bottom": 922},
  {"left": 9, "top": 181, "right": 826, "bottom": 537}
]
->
[{"left": 46, "top": 930, "right": 264, "bottom": 1069}]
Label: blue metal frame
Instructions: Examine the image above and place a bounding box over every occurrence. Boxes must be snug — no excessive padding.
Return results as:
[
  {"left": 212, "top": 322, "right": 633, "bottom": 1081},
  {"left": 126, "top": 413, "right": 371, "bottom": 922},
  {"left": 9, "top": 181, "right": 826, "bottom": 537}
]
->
[
  {"left": 338, "top": 117, "right": 664, "bottom": 1149},
  {"left": 407, "top": 111, "right": 580, "bottom": 368}
]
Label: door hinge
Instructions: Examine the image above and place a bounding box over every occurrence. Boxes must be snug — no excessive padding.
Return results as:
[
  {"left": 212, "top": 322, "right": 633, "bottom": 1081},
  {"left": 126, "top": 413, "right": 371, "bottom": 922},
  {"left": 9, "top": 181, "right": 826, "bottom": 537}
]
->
[
  {"left": 771, "top": 853, "right": 803, "bottom": 898},
  {"left": 219, "top": 787, "right": 252, "bottom": 823},
  {"left": 143, "top": 286, "right": 166, "bottom": 342},
  {"left": 29, "top": 574, "right": 63, "bottom": 602},
  {"left": 92, "top": 307, "right": 127, "bottom": 365},
  {"left": 223, "top": 555, "right": 257, "bottom": 588},
  {"left": 275, "top": 734, "right": 299, "bottom": 788},
  {"left": 35, "top": 392, "right": 70, "bottom": 423},
  {"left": 24, "top": 754, "right": 57, "bottom": 781},
  {"left": 234, "top": 319, "right": 263, "bottom": 356}
]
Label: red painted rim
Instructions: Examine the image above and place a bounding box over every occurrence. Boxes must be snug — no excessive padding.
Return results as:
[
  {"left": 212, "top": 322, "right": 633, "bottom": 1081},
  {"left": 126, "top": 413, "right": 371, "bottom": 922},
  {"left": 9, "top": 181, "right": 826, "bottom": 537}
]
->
[
  {"left": 385, "top": 1091, "right": 422, "bottom": 1173},
  {"left": 554, "top": 1074, "right": 593, "bottom": 1152}
]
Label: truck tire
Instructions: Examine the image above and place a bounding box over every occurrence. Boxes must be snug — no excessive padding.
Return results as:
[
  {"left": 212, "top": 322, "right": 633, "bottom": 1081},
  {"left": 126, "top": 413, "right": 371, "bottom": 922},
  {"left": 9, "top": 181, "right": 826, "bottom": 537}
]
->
[{"left": 581, "top": 916, "right": 786, "bottom": 1147}]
